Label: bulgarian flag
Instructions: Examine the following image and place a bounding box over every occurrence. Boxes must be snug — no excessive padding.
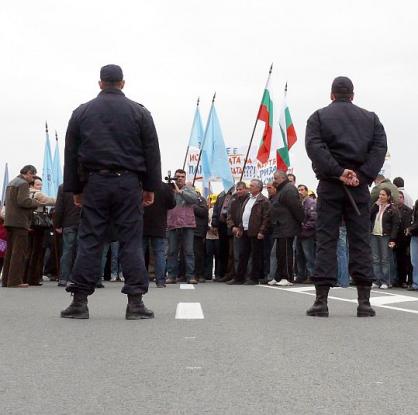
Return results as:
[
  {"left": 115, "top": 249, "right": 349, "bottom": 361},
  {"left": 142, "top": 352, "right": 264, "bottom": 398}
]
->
[
  {"left": 277, "top": 83, "right": 297, "bottom": 171},
  {"left": 256, "top": 66, "right": 273, "bottom": 164}
]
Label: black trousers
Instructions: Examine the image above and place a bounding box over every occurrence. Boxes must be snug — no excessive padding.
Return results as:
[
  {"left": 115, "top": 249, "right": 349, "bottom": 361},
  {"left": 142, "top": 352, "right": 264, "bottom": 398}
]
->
[
  {"left": 67, "top": 172, "right": 148, "bottom": 296},
  {"left": 236, "top": 231, "right": 264, "bottom": 281},
  {"left": 217, "top": 222, "right": 229, "bottom": 277},
  {"left": 193, "top": 235, "right": 205, "bottom": 278},
  {"left": 275, "top": 237, "right": 294, "bottom": 281},
  {"left": 313, "top": 181, "right": 373, "bottom": 287},
  {"left": 395, "top": 239, "right": 412, "bottom": 285}
]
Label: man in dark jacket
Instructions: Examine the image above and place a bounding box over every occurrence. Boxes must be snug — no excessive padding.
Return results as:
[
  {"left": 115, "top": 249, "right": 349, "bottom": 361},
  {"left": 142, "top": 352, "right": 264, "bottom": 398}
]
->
[
  {"left": 2, "top": 165, "right": 41, "bottom": 287},
  {"left": 224, "top": 182, "right": 249, "bottom": 283},
  {"left": 54, "top": 184, "right": 81, "bottom": 287},
  {"left": 305, "top": 76, "right": 387, "bottom": 317},
  {"left": 295, "top": 184, "right": 317, "bottom": 283},
  {"left": 61, "top": 64, "right": 161, "bottom": 320},
  {"left": 271, "top": 171, "right": 304, "bottom": 286},
  {"left": 227, "top": 179, "right": 270, "bottom": 285},
  {"left": 193, "top": 192, "right": 209, "bottom": 283},
  {"left": 143, "top": 182, "right": 176, "bottom": 288}
]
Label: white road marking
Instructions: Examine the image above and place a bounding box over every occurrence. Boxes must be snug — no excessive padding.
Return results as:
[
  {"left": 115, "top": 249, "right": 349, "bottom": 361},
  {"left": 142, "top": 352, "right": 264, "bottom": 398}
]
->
[
  {"left": 258, "top": 285, "right": 418, "bottom": 315},
  {"left": 186, "top": 366, "right": 202, "bottom": 370},
  {"left": 184, "top": 336, "right": 196, "bottom": 340},
  {"left": 180, "top": 284, "right": 195, "bottom": 290},
  {"left": 175, "top": 302, "right": 204, "bottom": 319}
]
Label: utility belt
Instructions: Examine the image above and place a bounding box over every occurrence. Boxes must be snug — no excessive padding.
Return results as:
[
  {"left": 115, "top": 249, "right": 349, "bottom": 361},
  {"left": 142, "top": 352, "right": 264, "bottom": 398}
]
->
[{"left": 89, "top": 169, "right": 135, "bottom": 177}]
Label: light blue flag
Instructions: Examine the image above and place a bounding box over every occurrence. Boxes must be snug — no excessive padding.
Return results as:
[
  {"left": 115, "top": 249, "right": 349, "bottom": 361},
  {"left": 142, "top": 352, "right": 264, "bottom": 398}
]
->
[
  {"left": 201, "top": 102, "right": 234, "bottom": 193},
  {"left": 52, "top": 131, "right": 63, "bottom": 193},
  {"left": 188, "top": 102, "right": 204, "bottom": 149},
  {"left": 1, "top": 162, "right": 9, "bottom": 207},
  {"left": 42, "top": 123, "right": 55, "bottom": 197}
]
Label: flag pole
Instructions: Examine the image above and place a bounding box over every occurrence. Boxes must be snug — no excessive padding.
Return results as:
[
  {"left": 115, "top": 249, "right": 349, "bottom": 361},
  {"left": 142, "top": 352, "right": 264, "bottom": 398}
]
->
[
  {"left": 192, "top": 92, "right": 216, "bottom": 186},
  {"left": 239, "top": 63, "right": 273, "bottom": 182},
  {"left": 182, "top": 97, "right": 200, "bottom": 171}
]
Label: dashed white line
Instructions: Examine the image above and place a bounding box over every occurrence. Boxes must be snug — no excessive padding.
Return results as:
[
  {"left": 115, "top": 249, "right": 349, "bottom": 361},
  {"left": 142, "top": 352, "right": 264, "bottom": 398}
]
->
[
  {"left": 175, "top": 302, "right": 204, "bottom": 319},
  {"left": 180, "top": 284, "right": 195, "bottom": 290}
]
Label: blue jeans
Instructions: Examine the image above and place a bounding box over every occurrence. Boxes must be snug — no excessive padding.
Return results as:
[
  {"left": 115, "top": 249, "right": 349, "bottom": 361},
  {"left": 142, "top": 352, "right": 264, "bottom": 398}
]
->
[
  {"left": 59, "top": 226, "right": 78, "bottom": 282},
  {"left": 410, "top": 236, "right": 418, "bottom": 289},
  {"left": 295, "top": 237, "right": 316, "bottom": 279},
  {"left": 337, "top": 226, "right": 350, "bottom": 287},
  {"left": 167, "top": 228, "right": 195, "bottom": 280},
  {"left": 143, "top": 237, "right": 167, "bottom": 284},
  {"left": 371, "top": 234, "right": 391, "bottom": 285},
  {"left": 101, "top": 241, "right": 121, "bottom": 277}
]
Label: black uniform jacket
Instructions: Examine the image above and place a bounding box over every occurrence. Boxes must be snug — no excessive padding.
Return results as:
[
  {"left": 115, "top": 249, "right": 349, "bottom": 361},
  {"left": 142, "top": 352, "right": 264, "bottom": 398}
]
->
[
  {"left": 64, "top": 88, "right": 161, "bottom": 194},
  {"left": 305, "top": 99, "right": 387, "bottom": 185}
]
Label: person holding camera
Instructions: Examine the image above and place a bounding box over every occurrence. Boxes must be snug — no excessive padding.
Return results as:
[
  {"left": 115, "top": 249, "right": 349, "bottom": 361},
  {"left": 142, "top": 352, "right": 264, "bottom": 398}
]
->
[{"left": 166, "top": 169, "right": 198, "bottom": 284}]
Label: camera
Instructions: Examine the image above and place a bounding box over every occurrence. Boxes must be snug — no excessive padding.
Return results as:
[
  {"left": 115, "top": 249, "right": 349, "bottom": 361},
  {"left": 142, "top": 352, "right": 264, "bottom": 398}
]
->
[{"left": 164, "top": 170, "right": 178, "bottom": 187}]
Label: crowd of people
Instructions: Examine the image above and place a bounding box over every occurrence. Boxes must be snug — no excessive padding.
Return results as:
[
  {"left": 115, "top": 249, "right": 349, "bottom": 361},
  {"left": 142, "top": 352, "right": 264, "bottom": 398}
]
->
[{"left": 1, "top": 165, "right": 417, "bottom": 293}]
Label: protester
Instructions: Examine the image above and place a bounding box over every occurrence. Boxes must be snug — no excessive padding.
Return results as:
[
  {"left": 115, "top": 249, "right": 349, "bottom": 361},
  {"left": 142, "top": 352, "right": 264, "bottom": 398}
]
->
[
  {"left": 193, "top": 191, "right": 209, "bottom": 283},
  {"left": 227, "top": 179, "right": 270, "bottom": 285},
  {"left": 24, "top": 176, "right": 56, "bottom": 285},
  {"left": 61, "top": 64, "right": 161, "bottom": 319},
  {"left": 54, "top": 183, "right": 81, "bottom": 287},
  {"left": 295, "top": 184, "right": 317, "bottom": 284},
  {"left": 406, "top": 199, "right": 418, "bottom": 291},
  {"left": 393, "top": 177, "right": 414, "bottom": 209},
  {"left": 264, "top": 181, "right": 276, "bottom": 284},
  {"left": 143, "top": 181, "right": 176, "bottom": 288},
  {"left": 287, "top": 173, "right": 296, "bottom": 186},
  {"left": 212, "top": 186, "right": 234, "bottom": 281},
  {"left": 305, "top": 76, "right": 387, "bottom": 317},
  {"left": 370, "top": 188, "right": 400, "bottom": 289},
  {"left": 2, "top": 165, "right": 41, "bottom": 288},
  {"left": 270, "top": 171, "right": 304, "bottom": 286},
  {"left": 395, "top": 191, "right": 413, "bottom": 288},
  {"left": 205, "top": 195, "right": 220, "bottom": 281},
  {"left": 166, "top": 169, "right": 198, "bottom": 284},
  {"left": 0, "top": 216, "right": 7, "bottom": 274},
  {"left": 371, "top": 174, "right": 400, "bottom": 205},
  {"left": 225, "top": 182, "right": 249, "bottom": 283}
]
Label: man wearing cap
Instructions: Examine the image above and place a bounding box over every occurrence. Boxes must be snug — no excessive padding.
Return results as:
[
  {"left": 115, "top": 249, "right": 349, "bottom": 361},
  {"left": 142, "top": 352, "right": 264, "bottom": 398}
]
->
[
  {"left": 305, "top": 76, "right": 387, "bottom": 317},
  {"left": 61, "top": 64, "right": 161, "bottom": 320}
]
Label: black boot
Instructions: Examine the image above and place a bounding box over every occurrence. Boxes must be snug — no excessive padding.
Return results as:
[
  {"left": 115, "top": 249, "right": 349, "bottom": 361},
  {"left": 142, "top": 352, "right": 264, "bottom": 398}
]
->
[
  {"left": 357, "top": 286, "right": 376, "bottom": 317},
  {"left": 60, "top": 293, "right": 89, "bottom": 319},
  {"left": 306, "top": 285, "right": 330, "bottom": 317},
  {"left": 126, "top": 294, "right": 154, "bottom": 320}
]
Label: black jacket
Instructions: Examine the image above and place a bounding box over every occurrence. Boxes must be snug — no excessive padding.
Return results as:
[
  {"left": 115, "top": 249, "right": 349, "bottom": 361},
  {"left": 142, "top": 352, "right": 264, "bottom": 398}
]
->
[
  {"left": 305, "top": 99, "right": 387, "bottom": 185},
  {"left": 408, "top": 200, "right": 418, "bottom": 237},
  {"left": 53, "top": 184, "right": 81, "bottom": 229},
  {"left": 397, "top": 204, "right": 413, "bottom": 242},
  {"left": 270, "top": 180, "right": 304, "bottom": 238},
  {"left": 227, "top": 193, "right": 249, "bottom": 231},
  {"left": 64, "top": 88, "right": 162, "bottom": 194},
  {"left": 370, "top": 203, "right": 400, "bottom": 242},
  {"left": 143, "top": 183, "right": 176, "bottom": 238},
  {"left": 193, "top": 196, "right": 209, "bottom": 238}
]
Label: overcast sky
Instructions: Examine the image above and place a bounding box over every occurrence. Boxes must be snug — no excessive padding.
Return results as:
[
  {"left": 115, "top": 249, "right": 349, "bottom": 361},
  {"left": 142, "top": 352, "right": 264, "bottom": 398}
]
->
[{"left": 1, "top": 0, "right": 417, "bottom": 197}]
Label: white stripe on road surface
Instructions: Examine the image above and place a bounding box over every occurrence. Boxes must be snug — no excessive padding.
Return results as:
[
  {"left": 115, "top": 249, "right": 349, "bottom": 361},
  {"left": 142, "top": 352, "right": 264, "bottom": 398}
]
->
[
  {"left": 180, "top": 284, "right": 195, "bottom": 290},
  {"left": 258, "top": 285, "right": 418, "bottom": 315},
  {"left": 175, "top": 303, "right": 204, "bottom": 319}
]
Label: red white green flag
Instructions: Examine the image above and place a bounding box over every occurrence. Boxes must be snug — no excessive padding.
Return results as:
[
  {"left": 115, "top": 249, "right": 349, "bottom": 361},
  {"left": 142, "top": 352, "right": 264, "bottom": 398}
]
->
[
  {"left": 277, "top": 83, "right": 297, "bottom": 171},
  {"left": 256, "top": 67, "right": 273, "bottom": 164}
]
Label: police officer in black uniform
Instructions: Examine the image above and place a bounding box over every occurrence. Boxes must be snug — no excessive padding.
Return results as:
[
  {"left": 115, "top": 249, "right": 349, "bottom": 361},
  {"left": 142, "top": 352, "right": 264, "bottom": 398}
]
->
[
  {"left": 61, "top": 64, "right": 161, "bottom": 320},
  {"left": 305, "top": 76, "right": 387, "bottom": 317}
]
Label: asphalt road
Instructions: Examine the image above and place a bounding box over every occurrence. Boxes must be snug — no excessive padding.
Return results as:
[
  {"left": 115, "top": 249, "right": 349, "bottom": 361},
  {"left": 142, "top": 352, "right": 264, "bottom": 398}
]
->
[{"left": 1, "top": 281, "right": 418, "bottom": 415}]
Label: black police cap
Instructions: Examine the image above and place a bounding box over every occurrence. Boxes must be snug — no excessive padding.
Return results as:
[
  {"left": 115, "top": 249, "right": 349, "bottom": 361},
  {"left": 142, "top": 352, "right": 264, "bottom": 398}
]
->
[
  {"left": 331, "top": 76, "right": 354, "bottom": 94},
  {"left": 100, "top": 64, "right": 124, "bottom": 82}
]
